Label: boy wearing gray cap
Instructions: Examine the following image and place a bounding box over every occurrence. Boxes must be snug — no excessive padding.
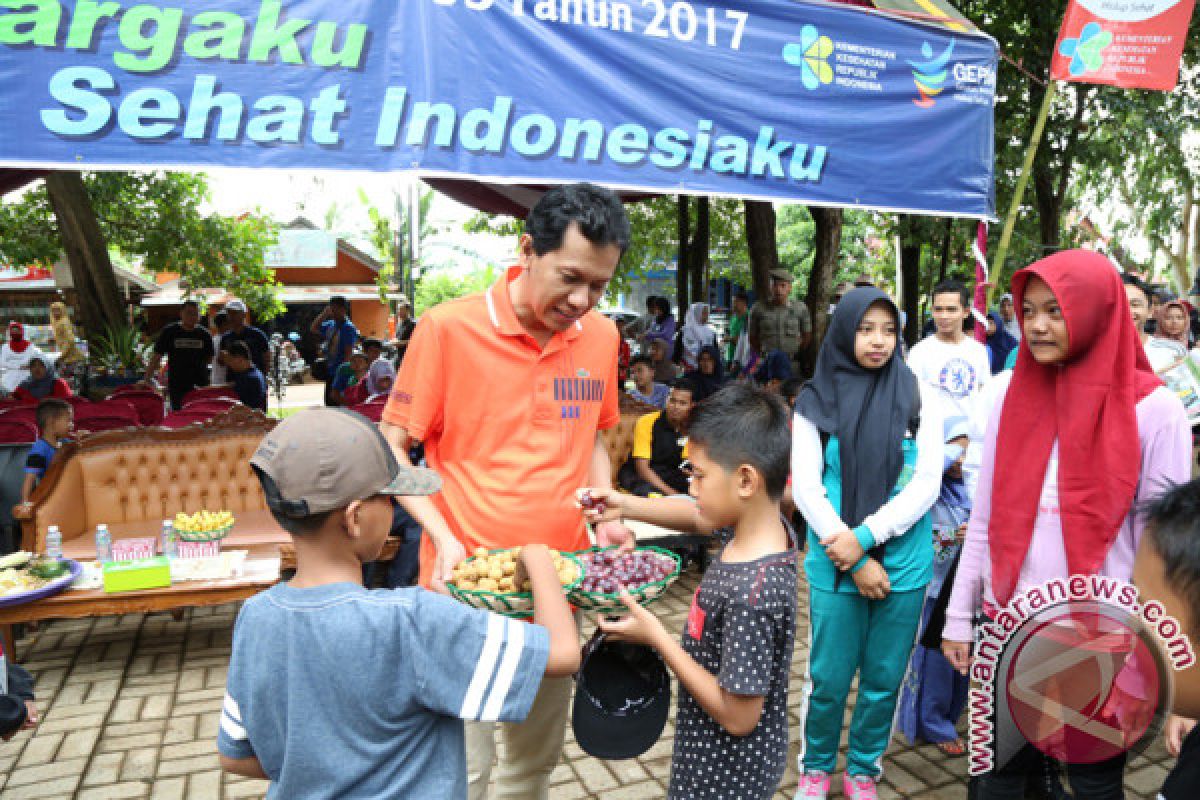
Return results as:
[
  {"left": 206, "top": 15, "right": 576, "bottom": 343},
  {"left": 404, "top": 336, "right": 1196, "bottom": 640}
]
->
[{"left": 217, "top": 409, "right": 579, "bottom": 798}]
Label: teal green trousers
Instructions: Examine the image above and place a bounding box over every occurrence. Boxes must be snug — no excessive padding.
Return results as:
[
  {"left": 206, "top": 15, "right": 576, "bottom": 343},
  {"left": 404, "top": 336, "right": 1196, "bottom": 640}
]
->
[{"left": 800, "top": 587, "right": 926, "bottom": 777}]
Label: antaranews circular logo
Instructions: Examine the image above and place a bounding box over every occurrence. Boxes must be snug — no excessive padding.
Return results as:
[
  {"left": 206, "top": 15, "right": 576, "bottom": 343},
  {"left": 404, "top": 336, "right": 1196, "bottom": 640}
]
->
[{"left": 968, "top": 576, "right": 1194, "bottom": 775}]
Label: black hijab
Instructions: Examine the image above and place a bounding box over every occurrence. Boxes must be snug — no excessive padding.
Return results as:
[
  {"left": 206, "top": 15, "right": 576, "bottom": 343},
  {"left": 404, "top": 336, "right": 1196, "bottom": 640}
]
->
[
  {"left": 686, "top": 344, "right": 726, "bottom": 401},
  {"left": 795, "top": 288, "right": 919, "bottom": 529}
]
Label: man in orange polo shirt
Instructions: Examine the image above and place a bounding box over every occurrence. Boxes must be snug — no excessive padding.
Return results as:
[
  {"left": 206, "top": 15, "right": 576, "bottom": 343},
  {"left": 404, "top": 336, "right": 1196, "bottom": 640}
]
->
[{"left": 380, "top": 183, "right": 633, "bottom": 799}]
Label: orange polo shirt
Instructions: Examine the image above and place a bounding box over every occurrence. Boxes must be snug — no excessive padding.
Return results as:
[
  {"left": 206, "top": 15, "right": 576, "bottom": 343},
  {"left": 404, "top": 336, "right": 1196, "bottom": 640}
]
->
[{"left": 383, "top": 266, "right": 620, "bottom": 586}]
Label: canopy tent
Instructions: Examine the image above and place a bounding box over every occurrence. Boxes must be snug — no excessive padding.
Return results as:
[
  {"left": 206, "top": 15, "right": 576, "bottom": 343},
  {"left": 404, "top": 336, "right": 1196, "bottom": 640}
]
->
[{"left": 0, "top": 0, "right": 997, "bottom": 219}]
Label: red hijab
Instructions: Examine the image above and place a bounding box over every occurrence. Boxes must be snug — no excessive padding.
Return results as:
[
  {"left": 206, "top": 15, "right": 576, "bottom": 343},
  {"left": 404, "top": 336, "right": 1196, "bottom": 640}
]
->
[
  {"left": 6, "top": 321, "right": 29, "bottom": 353},
  {"left": 989, "top": 250, "right": 1161, "bottom": 606}
]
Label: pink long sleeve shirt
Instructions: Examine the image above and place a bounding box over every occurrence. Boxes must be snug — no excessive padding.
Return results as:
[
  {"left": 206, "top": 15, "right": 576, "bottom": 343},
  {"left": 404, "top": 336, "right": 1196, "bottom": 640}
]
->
[{"left": 944, "top": 384, "right": 1192, "bottom": 642}]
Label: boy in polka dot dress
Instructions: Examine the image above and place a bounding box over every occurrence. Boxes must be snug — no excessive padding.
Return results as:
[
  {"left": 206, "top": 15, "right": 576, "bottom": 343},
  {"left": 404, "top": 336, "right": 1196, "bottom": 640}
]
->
[{"left": 581, "top": 385, "right": 798, "bottom": 799}]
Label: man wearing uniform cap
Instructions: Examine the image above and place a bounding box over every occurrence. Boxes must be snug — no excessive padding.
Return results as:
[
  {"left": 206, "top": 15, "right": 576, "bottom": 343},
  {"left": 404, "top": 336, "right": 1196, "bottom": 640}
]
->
[
  {"left": 748, "top": 269, "right": 812, "bottom": 379},
  {"left": 220, "top": 299, "right": 271, "bottom": 389}
]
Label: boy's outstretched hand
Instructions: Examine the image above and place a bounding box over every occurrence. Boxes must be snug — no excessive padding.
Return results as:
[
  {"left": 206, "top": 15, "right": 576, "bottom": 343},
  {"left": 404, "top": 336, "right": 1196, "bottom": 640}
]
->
[
  {"left": 576, "top": 488, "right": 624, "bottom": 524},
  {"left": 576, "top": 488, "right": 636, "bottom": 550},
  {"left": 597, "top": 589, "right": 668, "bottom": 649}
]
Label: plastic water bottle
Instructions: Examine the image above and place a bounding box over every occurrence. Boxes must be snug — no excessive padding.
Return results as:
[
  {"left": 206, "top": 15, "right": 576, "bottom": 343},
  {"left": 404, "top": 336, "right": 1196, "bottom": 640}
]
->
[
  {"left": 45, "top": 526, "right": 62, "bottom": 560},
  {"left": 161, "top": 519, "right": 177, "bottom": 559},
  {"left": 94, "top": 524, "right": 112, "bottom": 563}
]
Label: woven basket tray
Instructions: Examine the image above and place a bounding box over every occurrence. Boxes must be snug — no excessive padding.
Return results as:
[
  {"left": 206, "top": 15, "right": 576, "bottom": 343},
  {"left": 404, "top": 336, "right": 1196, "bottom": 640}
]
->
[
  {"left": 568, "top": 546, "right": 681, "bottom": 613},
  {"left": 448, "top": 550, "right": 584, "bottom": 619},
  {"left": 176, "top": 522, "right": 233, "bottom": 543}
]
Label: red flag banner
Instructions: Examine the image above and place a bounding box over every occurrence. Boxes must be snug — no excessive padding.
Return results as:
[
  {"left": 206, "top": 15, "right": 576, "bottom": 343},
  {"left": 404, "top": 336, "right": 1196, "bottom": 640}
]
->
[{"left": 1051, "top": 0, "right": 1197, "bottom": 90}]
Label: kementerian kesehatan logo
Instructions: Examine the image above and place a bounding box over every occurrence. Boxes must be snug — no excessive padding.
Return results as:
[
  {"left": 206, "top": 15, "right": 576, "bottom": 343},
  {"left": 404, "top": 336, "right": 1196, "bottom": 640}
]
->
[
  {"left": 782, "top": 25, "right": 833, "bottom": 91},
  {"left": 908, "top": 40, "right": 955, "bottom": 107},
  {"left": 1057, "top": 22, "right": 1112, "bottom": 77}
]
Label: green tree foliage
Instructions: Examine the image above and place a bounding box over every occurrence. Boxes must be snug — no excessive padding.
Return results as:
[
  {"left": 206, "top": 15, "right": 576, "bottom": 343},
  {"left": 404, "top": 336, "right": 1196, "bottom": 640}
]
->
[
  {"left": 0, "top": 171, "right": 281, "bottom": 320},
  {"left": 776, "top": 207, "right": 897, "bottom": 291},
  {"left": 464, "top": 194, "right": 748, "bottom": 298},
  {"left": 357, "top": 185, "right": 446, "bottom": 300},
  {"left": 413, "top": 266, "right": 498, "bottom": 314},
  {"left": 958, "top": 0, "right": 1198, "bottom": 289},
  {"left": 1075, "top": 59, "right": 1200, "bottom": 291}
]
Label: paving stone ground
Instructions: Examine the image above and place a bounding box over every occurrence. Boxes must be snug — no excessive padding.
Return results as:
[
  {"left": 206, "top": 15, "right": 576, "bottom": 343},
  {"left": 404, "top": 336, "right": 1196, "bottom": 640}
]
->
[{"left": 1, "top": 570, "right": 1175, "bottom": 799}]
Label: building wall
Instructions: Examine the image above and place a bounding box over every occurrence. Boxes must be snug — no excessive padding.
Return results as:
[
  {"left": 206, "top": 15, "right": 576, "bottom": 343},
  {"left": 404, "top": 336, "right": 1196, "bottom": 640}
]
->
[
  {"left": 273, "top": 249, "right": 378, "bottom": 286},
  {"left": 351, "top": 299, "right": 390, "bottom": 340}
]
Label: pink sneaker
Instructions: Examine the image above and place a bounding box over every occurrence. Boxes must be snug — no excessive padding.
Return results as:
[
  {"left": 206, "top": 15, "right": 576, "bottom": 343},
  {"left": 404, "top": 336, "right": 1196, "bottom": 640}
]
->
[
  {"left": 796, "top": 771, "right": 830, "bottom": 799},
  {"left": 843, "top": 774, "right": 880, "bottom": 800}
]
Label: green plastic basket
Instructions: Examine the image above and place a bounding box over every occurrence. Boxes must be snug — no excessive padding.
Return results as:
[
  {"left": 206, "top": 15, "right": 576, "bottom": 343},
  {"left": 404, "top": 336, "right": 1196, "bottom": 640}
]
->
[
  {"left": 176, "top": 522, "right": 233, "bottom": 543},
  {"left": 568, "top": 545, "right": 682, "bottom": 613},
  {"left": 448, "top": 549, "right": 584, "bottom": 619}
]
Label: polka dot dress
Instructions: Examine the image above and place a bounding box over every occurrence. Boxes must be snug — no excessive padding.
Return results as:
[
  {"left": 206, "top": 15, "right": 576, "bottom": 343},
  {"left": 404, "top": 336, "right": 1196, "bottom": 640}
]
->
[{"left": 667, "top": 525, "right": 799, "bottom": 800}]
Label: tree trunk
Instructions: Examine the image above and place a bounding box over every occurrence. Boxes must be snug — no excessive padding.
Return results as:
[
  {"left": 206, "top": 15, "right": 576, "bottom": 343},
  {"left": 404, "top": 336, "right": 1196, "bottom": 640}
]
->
[
  {"left": 676, "top": 195, "right": 690, "bottom": 315},
  {"left": 43, "top": 172, "right": 126, "bottom": 339},
  {"left": 899, "top": 218, "right": 922, "bottom": 347},
  {"left": 1033, "top": 170, "right": 1062, "bottom": 252},
  {"left": 743, "top": 201, "right": 777, "bottom": 305},
  {"left": 688, "top": 197, "right": 709, "bottom": 307},
  {"left": 1186, "top": 197, "right": 1200, "bottom": 295},
  {"left": 805, "top": 207, "right": 843, "bottom": 357},
  {"left": 929, "top": 218, "right": 954, "bottom": 322}
]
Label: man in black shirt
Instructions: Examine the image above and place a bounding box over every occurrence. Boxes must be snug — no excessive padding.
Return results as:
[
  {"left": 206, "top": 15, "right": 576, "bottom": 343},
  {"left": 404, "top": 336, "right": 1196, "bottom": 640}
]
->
[
  {"left": 147, "top": 300, "right": 215, "bottom": 410},
  {"left": 618, "top": 378, "right": 696, "bottom": 496},
  {"left": 391, "top": 297, "right": 416, "bottom": 364},
  {"left": 218, "top": 299, "right": 270, "bottom": 397}
]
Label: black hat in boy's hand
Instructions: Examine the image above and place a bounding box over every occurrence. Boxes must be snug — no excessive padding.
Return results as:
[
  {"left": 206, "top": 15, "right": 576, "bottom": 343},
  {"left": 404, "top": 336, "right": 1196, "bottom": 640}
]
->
[{"left": 571, "top": 630, "right": 670, "bottom": 761}]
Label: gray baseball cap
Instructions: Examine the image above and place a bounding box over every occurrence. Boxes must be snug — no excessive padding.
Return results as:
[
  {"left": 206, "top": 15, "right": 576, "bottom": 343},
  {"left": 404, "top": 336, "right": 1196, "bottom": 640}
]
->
[{"left": 250, "top": 409, "right": 440, "bottom": 518}]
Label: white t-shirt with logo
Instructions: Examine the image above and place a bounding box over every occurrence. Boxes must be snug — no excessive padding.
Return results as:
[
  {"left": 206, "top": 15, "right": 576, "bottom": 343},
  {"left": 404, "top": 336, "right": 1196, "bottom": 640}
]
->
[
  {"left": 906, "top": 335, "right": 991, "bottom": 422},
  {"left": 907, "top": 335, "right": 991, "bottom": 493}
]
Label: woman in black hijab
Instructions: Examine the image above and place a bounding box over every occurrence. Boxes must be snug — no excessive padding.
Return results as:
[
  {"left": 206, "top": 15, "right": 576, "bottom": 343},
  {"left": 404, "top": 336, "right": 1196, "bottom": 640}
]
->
[
  {"left": 685, "top": 343, "right": 726, "bottom": 401},
  {"left": 790, "top": 287, "right": 943, "bottom": 798}
]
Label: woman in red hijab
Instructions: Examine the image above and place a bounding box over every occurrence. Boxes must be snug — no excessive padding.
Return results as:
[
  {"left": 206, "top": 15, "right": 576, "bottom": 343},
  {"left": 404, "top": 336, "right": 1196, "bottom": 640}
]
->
[
  {"left": 1, "top": 321, "right": 45, "bottom": 394},
  {"left": 942, "top": 251, "right": 1192, "bottom": 799}
]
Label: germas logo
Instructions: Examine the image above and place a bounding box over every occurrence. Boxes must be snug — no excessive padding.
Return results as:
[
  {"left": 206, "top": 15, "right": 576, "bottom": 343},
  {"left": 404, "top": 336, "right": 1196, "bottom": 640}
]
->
[
  {"left": 967, "top": 575, "right": 1193, "bottom": 776},
  {"left": 782, "top": 25, "right": 833, "bottom": 90},
  {"left": 908, "top": 40, "right": 955, "bottom": 107},
  {"left": 1058, "top": 22, "right": 1112, "bottom": 77}
]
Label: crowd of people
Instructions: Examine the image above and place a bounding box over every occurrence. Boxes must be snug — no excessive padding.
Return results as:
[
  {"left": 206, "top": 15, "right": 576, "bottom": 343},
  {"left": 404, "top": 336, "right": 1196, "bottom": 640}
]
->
[
  {"left": 5, "top": 183, "right": 1197, "bottom": 799},
  {"left": 199, "top": 183, "right": 1200, "bottom": 800}
]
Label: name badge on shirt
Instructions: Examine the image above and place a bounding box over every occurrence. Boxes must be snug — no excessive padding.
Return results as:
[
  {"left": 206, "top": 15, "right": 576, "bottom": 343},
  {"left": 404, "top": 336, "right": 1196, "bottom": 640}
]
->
[{"left": 686, "top": 587, "right": 706, "bottom": 640}]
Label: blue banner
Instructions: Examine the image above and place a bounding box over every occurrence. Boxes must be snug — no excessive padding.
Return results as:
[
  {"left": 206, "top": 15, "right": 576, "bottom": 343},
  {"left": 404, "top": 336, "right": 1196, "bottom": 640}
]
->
[{"left": 0, "top": 0, "right": 997, "bottom": 217}]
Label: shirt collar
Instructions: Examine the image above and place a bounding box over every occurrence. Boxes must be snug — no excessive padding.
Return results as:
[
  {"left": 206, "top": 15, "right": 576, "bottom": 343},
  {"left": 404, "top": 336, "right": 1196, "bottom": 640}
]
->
[{"left": 486, "top": 266, "right": 583, "bottom": 345}]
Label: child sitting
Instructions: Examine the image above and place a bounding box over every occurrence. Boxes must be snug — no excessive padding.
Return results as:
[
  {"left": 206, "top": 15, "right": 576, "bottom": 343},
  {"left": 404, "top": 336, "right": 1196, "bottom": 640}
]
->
[
  {"left": 21, "top": 398, "right": 72, "bottom": 504},
  {"left": 627, "top": 354, "right": 669, "bottom": 408},
  {"left": 1133, "top": 478, "right": 1200, "bottom": 799},
  {"left": 330, "top": 350, "right": 369, "bottom": 406},
  {"left": 223, "top": 341, "right": 266, "bottom": 412},
  {"left": 13, "top": 356, "right": 72, "bottom": 404},
  {"left": 580, "top": 384, "right": 797, "bottom": 799},
  {"left": 218, "top": 409, "right": 579, "bottom": 798}
]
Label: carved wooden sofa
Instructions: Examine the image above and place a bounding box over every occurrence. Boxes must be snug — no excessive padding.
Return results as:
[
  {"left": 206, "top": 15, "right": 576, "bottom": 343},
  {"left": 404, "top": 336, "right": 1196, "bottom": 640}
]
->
[
  {"left": 600, "top": 394, "right": 661, "bottom": 483},
  {"left": 16, "top": 406, "right": 290, "bottom": 560}
]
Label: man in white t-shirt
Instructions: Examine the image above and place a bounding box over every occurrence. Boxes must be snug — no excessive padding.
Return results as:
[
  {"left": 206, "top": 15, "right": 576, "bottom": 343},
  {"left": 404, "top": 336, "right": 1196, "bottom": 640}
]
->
[
  {"left": 210, "top": 310, "right": 231, "bottom": 385},
  {"left": 907, "top": 280, "right": 991, "bottom": 421},
  {"left": 908, "top": 281, "right": 992, "bottom": 494}
]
